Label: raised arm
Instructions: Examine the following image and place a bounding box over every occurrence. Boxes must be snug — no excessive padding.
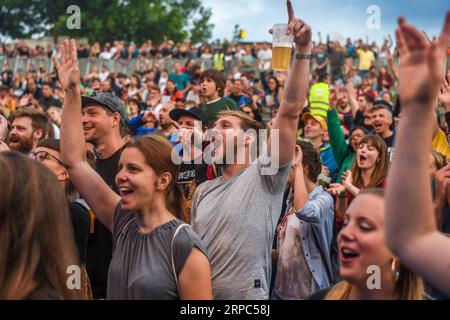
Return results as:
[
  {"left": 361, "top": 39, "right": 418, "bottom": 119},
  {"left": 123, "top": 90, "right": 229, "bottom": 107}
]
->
[
  {"left": 345, "top": 81, "right": 360, "bottom": 118},
  {"left": 270, "top": 0, "right": 312, "bottom": 167},
  {"left": 385, "top": 13, "right": 450, "bottom": 296},
  {"left": 55, "top": 40, "right": 119, "bottom": 232}
]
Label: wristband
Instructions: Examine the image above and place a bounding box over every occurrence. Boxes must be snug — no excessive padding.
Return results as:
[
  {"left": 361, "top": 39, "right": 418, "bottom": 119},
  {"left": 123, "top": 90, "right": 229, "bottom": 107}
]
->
[{"left": 295, "top": 53, "right": 312, "bottom": 60}]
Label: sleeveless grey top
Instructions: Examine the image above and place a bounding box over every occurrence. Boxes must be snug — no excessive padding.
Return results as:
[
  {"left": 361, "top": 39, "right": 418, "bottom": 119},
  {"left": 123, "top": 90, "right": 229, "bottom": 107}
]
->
[{"left": 107, "top": 204, "right": 208, "bottom": 300}]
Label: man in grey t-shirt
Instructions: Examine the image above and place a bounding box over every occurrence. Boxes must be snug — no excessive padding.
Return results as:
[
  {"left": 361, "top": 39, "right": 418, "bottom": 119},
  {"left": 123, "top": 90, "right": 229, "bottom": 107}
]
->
[{"left": 191, "top": 1, "right": 313, "bottom": 300}]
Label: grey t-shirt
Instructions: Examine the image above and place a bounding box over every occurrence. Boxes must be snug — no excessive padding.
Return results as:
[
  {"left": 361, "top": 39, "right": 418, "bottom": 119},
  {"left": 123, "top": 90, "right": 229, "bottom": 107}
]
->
[
  {"left": 107, "top": 204, "right": 208, "bottom": 300},
  {"left": 191, "top": 152, "right": 290, "bottom": 300}
]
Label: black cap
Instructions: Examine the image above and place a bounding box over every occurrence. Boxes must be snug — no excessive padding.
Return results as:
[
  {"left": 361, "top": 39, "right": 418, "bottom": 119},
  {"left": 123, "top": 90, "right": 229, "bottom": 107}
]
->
[
  {"left": 82, "top": 91, "right": 128, "bottom": 124},
  {"left": 169, "top": 106, "right": 208, "bottom": 126}
]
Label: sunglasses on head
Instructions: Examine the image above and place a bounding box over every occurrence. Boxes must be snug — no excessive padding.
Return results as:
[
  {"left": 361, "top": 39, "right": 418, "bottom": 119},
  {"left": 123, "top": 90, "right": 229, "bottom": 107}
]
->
[{"left": 30, "top": 151, "right": 65, "bottom": 166}]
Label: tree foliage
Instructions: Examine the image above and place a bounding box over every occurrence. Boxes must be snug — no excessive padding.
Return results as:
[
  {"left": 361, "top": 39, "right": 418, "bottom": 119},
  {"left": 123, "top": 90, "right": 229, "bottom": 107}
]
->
[{"left": 0, "top": 0, "right": 214, "bottom": 44}]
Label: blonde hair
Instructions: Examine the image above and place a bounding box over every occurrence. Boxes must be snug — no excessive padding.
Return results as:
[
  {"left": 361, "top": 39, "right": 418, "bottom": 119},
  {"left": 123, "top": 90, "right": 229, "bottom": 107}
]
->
[
  {"left": 325, "top": 189, "right": 424, "bottom": 300},
  {"left": 325, "top": 266, "right": 424, "bottom": 300}
]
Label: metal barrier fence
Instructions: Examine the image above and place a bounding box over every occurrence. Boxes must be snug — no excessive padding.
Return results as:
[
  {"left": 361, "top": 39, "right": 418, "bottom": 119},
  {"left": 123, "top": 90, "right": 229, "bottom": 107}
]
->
[{"left": 0, "top": 56, "right": 222, "bottom": 76}]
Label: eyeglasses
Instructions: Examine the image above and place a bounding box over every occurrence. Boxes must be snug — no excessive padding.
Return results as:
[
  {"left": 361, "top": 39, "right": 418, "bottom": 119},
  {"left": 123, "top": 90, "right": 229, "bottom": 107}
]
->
[{"left": 30, "top": 151, "right": 65, "bottom": 166}]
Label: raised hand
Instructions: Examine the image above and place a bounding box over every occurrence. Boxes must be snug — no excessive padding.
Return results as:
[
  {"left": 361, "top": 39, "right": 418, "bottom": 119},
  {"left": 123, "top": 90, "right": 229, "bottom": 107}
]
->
[
  {"left": 292, "top": 145, "right": 303, "bottom": 168},
  {"left": 326, "top": 183, "right": 346, "bottom": 197},
  {"left": 438, "top": 73, "right": 450, "bottom": 110},
  {"left": 286, "top": 0, "right": 312, "bottom": 50},
  {"left": 396, "top": 13, "right": 450, "bottom": 106},
  {"left": 52, "top": 39, "right": 81, "bottom": 91},
  {"left": 0, "top": 114, "right": 8, "bottom": 141},
  {"left": 342, "top": 169, "right": 354, "bottom": 190}
]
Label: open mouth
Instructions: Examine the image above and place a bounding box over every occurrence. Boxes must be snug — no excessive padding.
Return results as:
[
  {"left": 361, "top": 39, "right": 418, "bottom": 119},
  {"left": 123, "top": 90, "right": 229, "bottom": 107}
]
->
[
  {"left": 359, "top": 154, "right": 367, "bottom": 162},
  {"left": 119, "top": 187, "right": 135, "bottom": 202},
  {"left": 340, "top": 247, "right": 360, "bottom": 262},
  {"left": 373, "top": 123, "right": 383, "bottom": 131}
]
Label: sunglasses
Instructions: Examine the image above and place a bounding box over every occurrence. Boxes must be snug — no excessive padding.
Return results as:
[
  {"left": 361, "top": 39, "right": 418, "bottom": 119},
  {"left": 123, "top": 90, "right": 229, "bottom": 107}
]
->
[{"left": 30, "top": 151, "right": 65, "bottom": 166}]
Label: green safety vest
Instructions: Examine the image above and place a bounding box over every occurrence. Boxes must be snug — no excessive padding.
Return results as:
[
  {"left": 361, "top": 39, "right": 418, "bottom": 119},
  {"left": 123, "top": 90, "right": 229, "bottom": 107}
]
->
[
  {"left": 214, "top": 53, "right": 225, "bottom": 71},
  {"left": 308, "top": 82, "right": 330, "bottom": 118}
]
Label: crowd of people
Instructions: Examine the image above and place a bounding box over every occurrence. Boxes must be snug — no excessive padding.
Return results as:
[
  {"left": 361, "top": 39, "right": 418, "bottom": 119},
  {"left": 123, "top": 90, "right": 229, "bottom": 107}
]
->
[{"left": 1, "top": 0, "right": 450, "bottom": 301}]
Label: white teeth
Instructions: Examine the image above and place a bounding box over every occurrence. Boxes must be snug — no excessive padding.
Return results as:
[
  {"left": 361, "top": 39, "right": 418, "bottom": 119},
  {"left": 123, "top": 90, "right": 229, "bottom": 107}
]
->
[{"left": 342, "top": 248, "right": 357, "bottom": 255}]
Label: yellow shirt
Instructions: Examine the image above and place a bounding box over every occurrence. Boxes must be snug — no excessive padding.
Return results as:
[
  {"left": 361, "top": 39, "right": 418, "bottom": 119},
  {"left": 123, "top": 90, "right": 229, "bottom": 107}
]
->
[
  {"left": 357, "top": 49, "right": 375, "bottom": 71},
  {"left": 432, "top": 129, "right": 450, "bottom": 159}
]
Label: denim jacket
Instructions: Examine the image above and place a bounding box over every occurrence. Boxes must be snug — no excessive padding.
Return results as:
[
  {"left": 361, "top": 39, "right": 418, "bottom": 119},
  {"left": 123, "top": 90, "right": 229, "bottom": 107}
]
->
[{"left": 292, "top": 186, "right": 335, "bottom": 291}]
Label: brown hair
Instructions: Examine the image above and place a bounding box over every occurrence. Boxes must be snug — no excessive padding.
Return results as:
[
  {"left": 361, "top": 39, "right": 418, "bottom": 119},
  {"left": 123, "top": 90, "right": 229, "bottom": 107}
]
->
[
  {"left": 125, "top": 134, "right": 185, "bottom": 222},
  {"left": 0, "top": 152, "right": 80, "bottom": 299},
  {"left": 297, "top": 139, "right": 322, "bottom": 182},
  {"left": 200, "top": 69, "right": 226, "bottom": 97},
  {"left": 325, "top": 188, "right": 424, "bottom": 300},
  {"left": 351, "top": 134, "right": 389, "bottom": 189},
  {"left": 9, "top": 108, "right": 49, "bottom": 139}
]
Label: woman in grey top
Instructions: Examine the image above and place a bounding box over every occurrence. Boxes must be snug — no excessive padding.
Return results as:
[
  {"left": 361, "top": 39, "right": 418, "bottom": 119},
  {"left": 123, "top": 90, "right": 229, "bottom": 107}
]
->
[
  {"left": 65, "top": 132, "right": 211, "bottom": 300},
  {"left": 55, "top": 41, "right": 211, "bottom": 300}
]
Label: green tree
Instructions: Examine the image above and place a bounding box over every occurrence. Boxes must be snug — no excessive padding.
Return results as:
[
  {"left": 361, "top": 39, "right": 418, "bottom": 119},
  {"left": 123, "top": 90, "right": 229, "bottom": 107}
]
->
[{"left": 0, "top": 0, "right": 213, "bottom": 44}]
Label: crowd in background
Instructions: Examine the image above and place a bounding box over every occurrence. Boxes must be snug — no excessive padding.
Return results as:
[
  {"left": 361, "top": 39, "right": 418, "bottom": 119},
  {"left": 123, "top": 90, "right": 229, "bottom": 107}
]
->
[{"left": 1, "top": 4, "right": 450, "bottom": 301}]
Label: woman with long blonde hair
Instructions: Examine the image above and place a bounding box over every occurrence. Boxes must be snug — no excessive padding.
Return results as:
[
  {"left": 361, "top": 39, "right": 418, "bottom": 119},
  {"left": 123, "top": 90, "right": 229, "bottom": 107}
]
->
[{"left": 311, "top": 189, "right": 424, "bottom": 300}]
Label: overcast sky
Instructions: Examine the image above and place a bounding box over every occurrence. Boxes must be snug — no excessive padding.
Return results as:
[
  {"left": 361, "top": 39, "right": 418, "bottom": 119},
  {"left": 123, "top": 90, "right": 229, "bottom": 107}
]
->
[{"left": 203, "top": 0, "right": 449, "bottom": 44}]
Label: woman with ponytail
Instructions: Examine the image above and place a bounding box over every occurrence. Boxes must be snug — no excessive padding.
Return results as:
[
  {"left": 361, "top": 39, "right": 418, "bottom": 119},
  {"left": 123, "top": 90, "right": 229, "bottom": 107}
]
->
[
  {"left": 310, "top": 189, "right": 425, "bottom": 300},
  {"left": 60, "top": 131, "right": 212, "bottom": 300},
  {"left": 56, "top": 39, "right": 211, "bottom": 300}
]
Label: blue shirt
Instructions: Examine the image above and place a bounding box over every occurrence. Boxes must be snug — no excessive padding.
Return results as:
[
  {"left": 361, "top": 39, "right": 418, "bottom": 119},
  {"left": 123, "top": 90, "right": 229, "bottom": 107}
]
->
[{"left": 320, "top": 143, "right": 338, "bottom": 182}]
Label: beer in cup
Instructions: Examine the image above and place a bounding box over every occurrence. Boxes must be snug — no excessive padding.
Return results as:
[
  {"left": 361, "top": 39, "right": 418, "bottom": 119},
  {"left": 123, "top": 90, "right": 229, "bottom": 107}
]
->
[{"left": 272, "top": 23, "right": 294, "bottom": 71}]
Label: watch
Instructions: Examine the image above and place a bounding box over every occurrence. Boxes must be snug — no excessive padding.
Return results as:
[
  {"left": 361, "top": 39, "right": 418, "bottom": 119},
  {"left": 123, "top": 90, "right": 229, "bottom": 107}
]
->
[{"left": 295, "top": 53, "right": 312, "bottom": 60}]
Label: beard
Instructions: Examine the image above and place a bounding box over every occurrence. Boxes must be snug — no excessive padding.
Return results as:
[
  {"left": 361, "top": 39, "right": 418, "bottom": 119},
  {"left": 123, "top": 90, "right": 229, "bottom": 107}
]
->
[{"left": 8, "top": 134, "right": 34, "bottom": 154}]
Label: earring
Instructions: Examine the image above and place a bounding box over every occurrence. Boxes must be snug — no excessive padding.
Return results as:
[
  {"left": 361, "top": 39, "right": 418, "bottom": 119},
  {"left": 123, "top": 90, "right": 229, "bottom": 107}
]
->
[{"left": 391, "top": 259, "right": 400, "bottom": 281}]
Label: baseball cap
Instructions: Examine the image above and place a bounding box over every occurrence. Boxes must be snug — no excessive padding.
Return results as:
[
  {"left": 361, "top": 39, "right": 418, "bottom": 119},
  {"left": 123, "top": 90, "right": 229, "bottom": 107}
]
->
[
  {"left": 169, "top": 106, "right": 208, "bottom": 126},
  {"left": 302, "top": 112, "right": 327, "bottom": 131},
  {"left": 82, "top": 91, "right": 128, "bottom": 124}
]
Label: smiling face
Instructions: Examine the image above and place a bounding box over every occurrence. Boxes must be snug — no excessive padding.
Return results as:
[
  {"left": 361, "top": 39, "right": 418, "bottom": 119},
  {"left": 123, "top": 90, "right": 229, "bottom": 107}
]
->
[
  {"left": 356, "top": 141, "right": 380, "bottom": 169},
  {"left": 82, "top": 105, "right": 119, "bottom": 145},
  {"left": 338, "top": 193, "right": 395, "bottom": 287},
  {"left": 115, "top": 147, "right": 161, "bottom": 211}
]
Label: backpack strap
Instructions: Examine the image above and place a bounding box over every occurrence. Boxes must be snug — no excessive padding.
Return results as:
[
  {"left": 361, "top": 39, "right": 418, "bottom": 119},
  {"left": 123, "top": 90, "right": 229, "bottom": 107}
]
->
[{"left": 171, "top": 223, "right": 190, "bottom": 298}]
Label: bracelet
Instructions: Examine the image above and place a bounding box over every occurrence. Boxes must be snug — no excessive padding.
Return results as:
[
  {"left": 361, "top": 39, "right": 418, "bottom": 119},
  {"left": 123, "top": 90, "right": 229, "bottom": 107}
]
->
[{"left": 295, "top": 53, "right": 312, "bottom": 60}]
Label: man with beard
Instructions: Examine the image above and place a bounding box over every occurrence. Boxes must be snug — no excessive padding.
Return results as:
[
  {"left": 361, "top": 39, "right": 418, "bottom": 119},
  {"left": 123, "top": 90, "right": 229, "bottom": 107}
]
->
[
  {"left": 8, "top": 108, "right": 48, "bottom": 155},
  {"left": 158, "top": 102, "right": 178, "bottom": 143},
  {"left": 191, "top": 0, "right": 313, "bottom": 299},
  {"left": 68, "top": 90, "right": 127, "bottom": 299}
]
